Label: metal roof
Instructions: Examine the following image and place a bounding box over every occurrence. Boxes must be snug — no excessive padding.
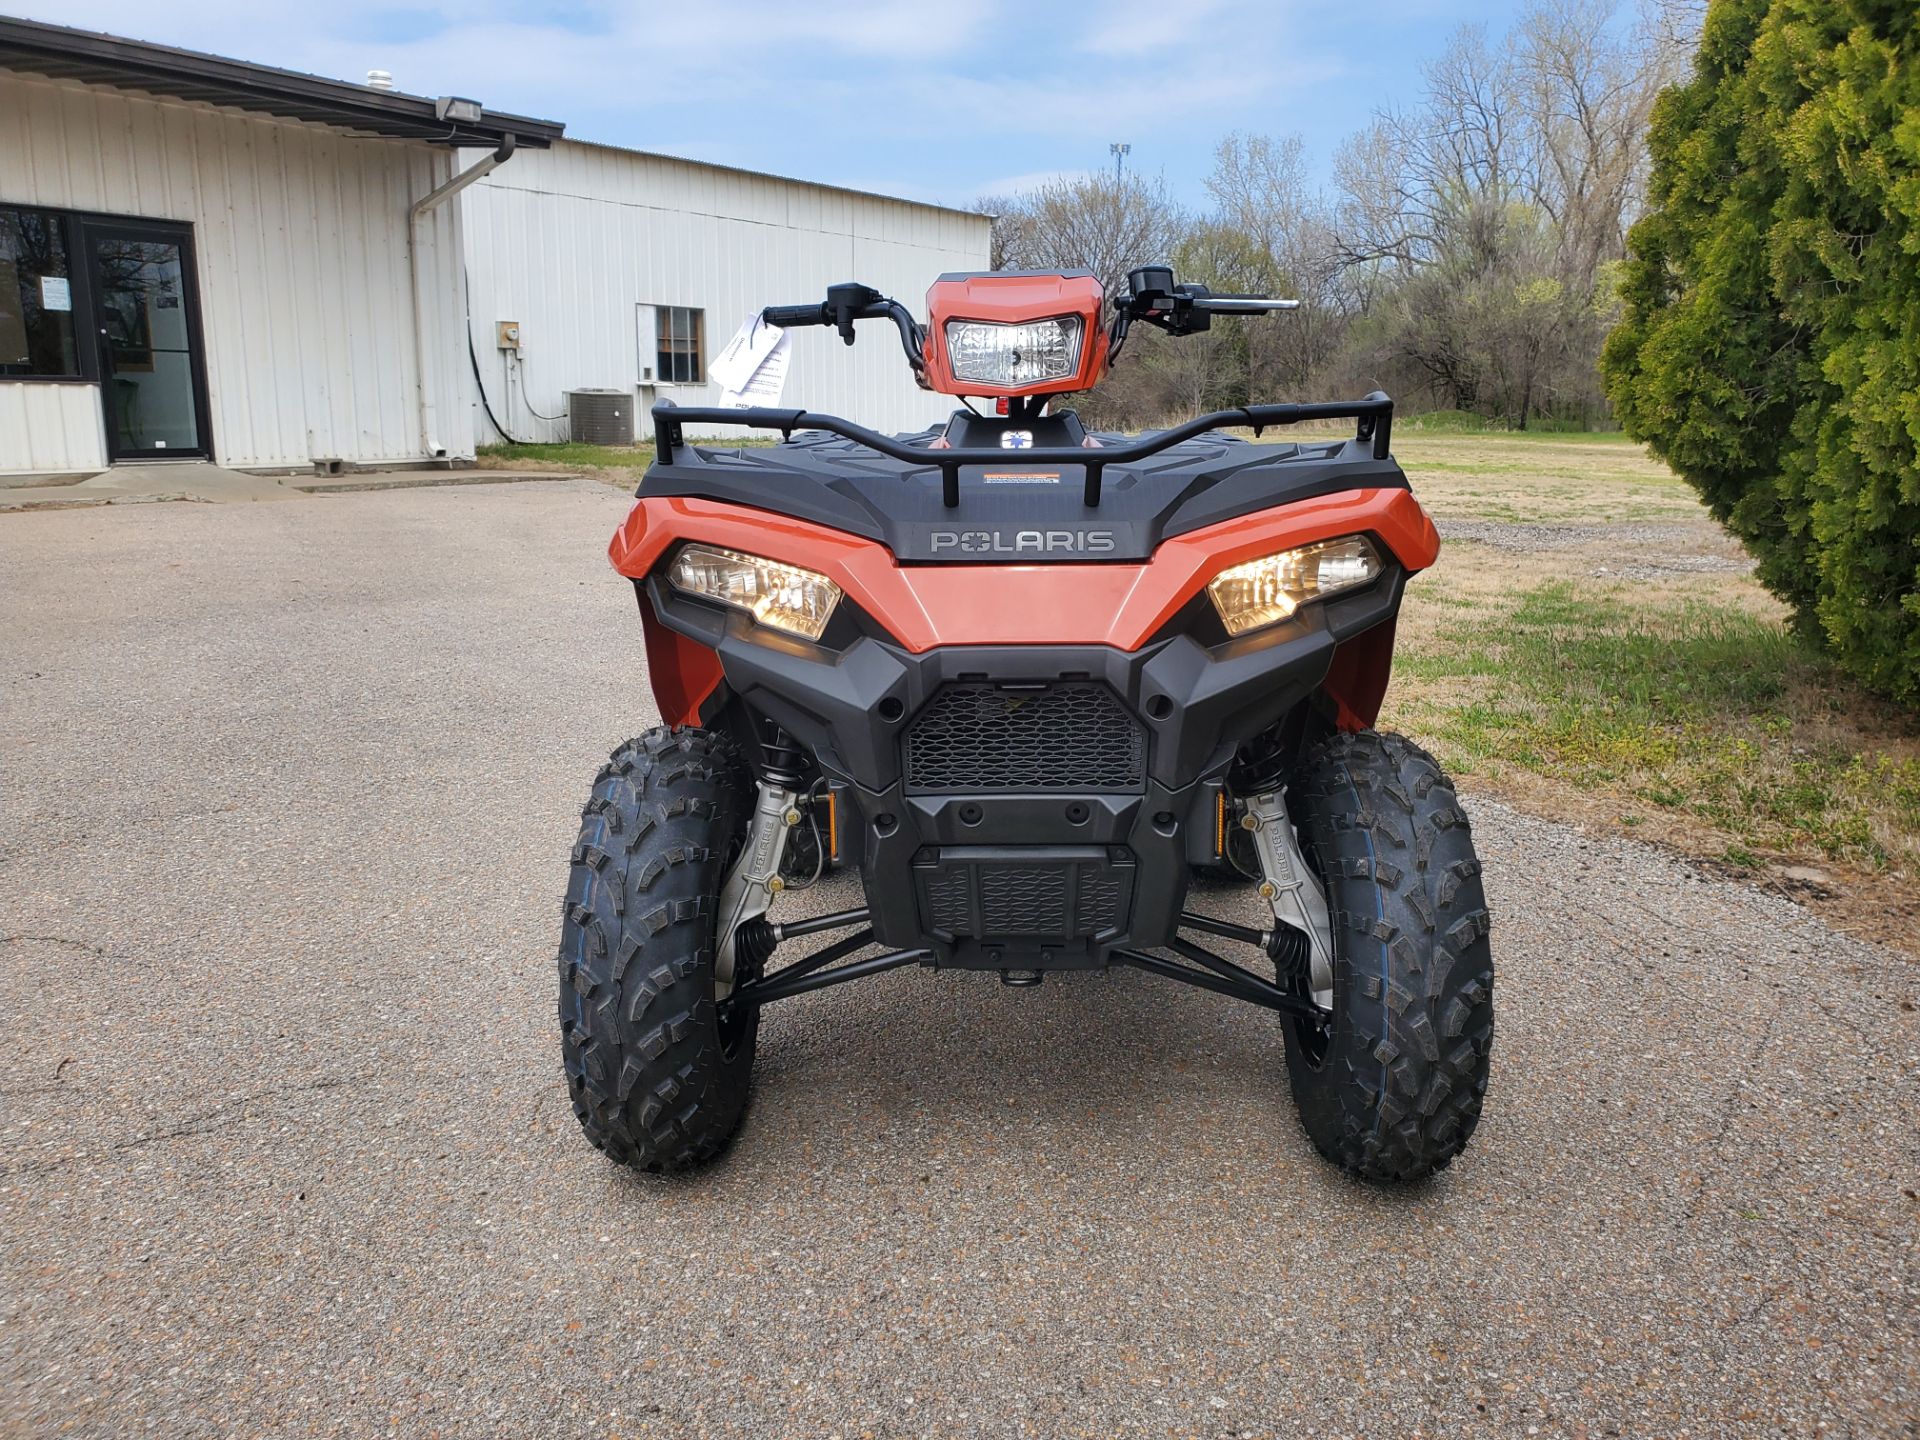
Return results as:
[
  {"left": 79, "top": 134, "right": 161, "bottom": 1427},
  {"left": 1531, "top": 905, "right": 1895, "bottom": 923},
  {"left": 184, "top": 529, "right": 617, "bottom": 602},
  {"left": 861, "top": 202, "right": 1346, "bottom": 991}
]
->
[
  {"left": 544, "top": 136, "right": 996, "bottom": 225},
  {"left": 0, "top": 16, "right": 563, "bottom": 148}
]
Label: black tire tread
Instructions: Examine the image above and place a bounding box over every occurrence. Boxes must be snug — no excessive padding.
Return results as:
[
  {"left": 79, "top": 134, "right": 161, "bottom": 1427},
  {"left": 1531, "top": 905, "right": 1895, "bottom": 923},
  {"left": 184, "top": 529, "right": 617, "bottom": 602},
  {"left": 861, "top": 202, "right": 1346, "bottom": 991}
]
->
[
  {"left": 558, "top": 726, "right": 757, "bottom": 1172},
  {"left": 1284, "top": 729, "right": 1494, "bottom": 1181}
]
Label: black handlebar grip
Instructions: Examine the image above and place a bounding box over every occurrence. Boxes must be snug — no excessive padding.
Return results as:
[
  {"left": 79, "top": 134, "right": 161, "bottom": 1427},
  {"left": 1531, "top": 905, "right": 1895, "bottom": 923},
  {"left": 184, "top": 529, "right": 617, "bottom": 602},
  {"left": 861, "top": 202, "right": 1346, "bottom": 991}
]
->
[{"left": 761, "top": 304, "right": 827, "bottom": 327}]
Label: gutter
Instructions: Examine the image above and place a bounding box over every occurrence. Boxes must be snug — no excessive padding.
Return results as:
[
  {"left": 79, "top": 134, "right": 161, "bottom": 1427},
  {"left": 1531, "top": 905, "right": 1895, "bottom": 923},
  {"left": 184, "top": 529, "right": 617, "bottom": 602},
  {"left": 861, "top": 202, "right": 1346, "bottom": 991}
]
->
[{"left": 409, "top": 132, "right": 516, "bottom": 460}]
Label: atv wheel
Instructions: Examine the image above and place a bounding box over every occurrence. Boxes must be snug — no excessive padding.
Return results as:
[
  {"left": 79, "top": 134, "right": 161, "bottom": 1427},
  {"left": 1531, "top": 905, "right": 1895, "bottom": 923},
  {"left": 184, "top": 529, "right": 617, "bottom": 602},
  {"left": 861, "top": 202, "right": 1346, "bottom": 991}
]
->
[
  {"left": 558, "top": 727, "right": 759, "bottom": 1172},
  {"left": 1282, "top": 730, "right": 1493, "bottom": 1181}
]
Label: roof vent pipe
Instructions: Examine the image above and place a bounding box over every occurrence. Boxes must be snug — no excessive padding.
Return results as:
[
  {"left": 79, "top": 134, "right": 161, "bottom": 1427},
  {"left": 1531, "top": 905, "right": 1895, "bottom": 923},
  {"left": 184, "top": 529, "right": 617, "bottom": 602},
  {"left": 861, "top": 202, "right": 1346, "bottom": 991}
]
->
[{"left": 366, "top": 69, "right": 393, "bottom": 90}]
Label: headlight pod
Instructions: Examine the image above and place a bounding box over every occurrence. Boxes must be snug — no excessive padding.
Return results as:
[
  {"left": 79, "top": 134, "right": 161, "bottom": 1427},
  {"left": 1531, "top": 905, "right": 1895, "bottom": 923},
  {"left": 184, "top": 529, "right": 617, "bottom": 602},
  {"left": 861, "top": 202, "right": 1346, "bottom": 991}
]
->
[
  {"left": 1206, "top": 536, "right": 1383, "bottom": 637},
  {"left": 668, "top": 544, "right": 842, "bottom": 642},
  {"left": 945, "top": 315, "right": 1083, "bottom": 387}
]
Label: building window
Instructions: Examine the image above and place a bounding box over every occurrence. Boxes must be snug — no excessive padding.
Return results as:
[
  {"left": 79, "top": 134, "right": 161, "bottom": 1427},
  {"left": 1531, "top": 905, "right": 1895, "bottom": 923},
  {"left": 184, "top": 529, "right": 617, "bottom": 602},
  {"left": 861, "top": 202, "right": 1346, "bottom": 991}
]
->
[
  {"left": 655, "top": 306, "right": 704, "bottom": 384},
  {"left": 0, "top": 206, "right": 81, "bottom": 378}
]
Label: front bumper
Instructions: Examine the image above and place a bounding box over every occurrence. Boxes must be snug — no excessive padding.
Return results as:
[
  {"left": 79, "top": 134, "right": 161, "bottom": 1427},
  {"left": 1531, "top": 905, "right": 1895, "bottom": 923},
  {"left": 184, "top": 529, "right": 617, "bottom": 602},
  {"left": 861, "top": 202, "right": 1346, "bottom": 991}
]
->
[{"left": 645, "top": 569, "right": 1405, "bottom": 967}]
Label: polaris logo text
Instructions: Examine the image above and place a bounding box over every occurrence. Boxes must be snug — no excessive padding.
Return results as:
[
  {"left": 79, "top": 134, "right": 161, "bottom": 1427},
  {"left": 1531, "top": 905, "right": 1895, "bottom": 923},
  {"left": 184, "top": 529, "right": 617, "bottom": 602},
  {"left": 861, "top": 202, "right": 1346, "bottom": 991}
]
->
[{"left": 928, "top": 529, "right": 1119, "bottom": 555}]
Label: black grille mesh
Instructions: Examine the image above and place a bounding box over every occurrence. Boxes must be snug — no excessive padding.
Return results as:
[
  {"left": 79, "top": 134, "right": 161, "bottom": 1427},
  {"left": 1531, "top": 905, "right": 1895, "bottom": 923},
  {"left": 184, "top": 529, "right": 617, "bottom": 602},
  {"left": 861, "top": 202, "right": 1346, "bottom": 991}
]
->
[
  {"left": 978, "top": 868, "right": 1069, "bottom": 934},
  {"left": 903, "top": 683, "right": 1146, "bottom": 793},
  {"left": 924, "top": 870, "right": 972, "bottom": 935},
  {"left": 915, "top": 854, "right": 1133, "bottom": 940}
]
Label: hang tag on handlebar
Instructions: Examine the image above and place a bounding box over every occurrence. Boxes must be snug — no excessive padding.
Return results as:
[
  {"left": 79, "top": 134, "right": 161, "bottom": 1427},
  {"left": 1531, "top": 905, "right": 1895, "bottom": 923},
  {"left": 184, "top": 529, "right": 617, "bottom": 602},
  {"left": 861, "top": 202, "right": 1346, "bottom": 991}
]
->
[
  {"left": 709, "top": 312, "right": 786, "bottom": 393},
  {"left": 712, "top": 314, "right": 793, "bottom": 409}
]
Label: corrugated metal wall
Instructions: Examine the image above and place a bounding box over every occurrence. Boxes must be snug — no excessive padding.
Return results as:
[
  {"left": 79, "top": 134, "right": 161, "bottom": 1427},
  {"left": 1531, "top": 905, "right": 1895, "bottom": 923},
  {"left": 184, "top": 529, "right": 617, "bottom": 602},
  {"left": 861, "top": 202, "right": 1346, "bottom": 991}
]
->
[
  {"left": 461, "top": 140, "right": 993, "bottom": 442},
  {"left": 0, "top": 70, "right": 470, "bottom": 472},
  {"left": 0, "top": 384, "right": 107, "bottom": 473}
]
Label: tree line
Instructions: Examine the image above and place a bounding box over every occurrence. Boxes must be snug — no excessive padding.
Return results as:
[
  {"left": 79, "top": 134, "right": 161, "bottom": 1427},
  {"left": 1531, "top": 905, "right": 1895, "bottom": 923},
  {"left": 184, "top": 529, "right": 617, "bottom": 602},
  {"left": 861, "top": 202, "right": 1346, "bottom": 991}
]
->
[{"left": 979, "top": 0, "right": 1695, "bottom": 431}]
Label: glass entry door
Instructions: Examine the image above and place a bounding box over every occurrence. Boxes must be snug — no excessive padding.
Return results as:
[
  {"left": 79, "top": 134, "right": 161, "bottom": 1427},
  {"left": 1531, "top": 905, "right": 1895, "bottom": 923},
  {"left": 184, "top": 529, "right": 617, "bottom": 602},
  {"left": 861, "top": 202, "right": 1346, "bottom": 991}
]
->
[{"left": 85, "top": 223, "right": 209, "bottom": 460}]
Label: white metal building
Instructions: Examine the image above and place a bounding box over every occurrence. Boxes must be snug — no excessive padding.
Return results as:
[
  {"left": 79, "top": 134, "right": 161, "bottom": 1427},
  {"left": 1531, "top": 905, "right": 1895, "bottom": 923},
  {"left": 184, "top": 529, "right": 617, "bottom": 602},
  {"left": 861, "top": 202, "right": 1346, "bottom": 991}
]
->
[
  {"left": 460, "top": 140, "right": 993, "bottom": 443},
  {"left": 0, "top": 18, "right": 560, "bottom": 476}
]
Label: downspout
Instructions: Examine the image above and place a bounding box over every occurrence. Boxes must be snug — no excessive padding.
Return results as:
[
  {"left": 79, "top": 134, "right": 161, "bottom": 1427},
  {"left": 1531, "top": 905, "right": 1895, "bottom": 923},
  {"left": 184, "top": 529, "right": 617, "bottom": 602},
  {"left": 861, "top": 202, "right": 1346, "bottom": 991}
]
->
[{"left": 409, "top": 132, "right": 516, "bottom": 460}]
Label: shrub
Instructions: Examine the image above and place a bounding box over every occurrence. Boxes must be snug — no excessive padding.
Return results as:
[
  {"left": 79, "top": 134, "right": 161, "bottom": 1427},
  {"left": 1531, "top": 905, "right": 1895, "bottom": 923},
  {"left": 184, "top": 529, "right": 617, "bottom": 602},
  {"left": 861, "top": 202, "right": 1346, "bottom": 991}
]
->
[{"left": 1601, "top": 0, "right": 1920, "bottom": 702}]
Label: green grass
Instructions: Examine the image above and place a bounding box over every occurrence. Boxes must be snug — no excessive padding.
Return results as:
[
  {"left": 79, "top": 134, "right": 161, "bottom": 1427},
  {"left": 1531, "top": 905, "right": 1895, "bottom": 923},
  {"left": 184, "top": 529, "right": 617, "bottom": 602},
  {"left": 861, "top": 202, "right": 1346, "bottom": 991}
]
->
[
  {"left": 1400, "top": 410, "right": 1626, "bottom": 441},
  {"left": 478, "top": 440, "right": 655, "bottom": 471},
  {"left": 1398, "top": 581, "right": 1920, "bottom": 869},
  {"left": 478, "top": 434, "right": 783, "bottom": 473}
]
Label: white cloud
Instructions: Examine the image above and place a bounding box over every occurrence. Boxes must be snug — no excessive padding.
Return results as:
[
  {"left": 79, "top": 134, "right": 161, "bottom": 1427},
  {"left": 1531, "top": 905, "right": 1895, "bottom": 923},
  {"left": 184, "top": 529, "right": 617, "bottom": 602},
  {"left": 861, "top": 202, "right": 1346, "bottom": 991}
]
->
[
  {"left": 1074, "top": 0, "right": 1241, "bottom": 56},
  {"left": 970, "top": 167, "right": 1094, "bottom": 198}
]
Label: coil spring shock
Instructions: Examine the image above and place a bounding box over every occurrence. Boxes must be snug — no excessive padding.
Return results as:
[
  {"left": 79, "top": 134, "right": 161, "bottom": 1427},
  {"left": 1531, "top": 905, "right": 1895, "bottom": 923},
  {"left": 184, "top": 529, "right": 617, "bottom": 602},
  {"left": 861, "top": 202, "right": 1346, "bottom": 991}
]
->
[
  {"left": 755, "top": 718, "right": 808, "bottom": 789},
  {"left": 1228, "top": 719, "right": 1292, "bottom": 799}
]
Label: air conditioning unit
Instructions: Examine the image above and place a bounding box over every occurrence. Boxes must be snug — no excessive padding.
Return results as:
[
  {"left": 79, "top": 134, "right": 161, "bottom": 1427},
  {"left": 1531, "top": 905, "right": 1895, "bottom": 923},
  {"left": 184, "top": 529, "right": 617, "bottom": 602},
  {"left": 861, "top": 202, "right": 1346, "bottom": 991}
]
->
[{"left": 567, "top": 388, "right": 634, "bottom": 447}]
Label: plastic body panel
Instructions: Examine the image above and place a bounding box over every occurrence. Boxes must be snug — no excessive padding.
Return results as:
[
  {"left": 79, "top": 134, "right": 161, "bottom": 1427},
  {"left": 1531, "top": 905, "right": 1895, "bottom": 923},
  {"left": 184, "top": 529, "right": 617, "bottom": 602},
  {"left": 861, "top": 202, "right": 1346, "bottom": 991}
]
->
[
  {"left": 610, "top": 427, "right": 1441, "bottom": 967},
  {"left": 609, "top": 488, "right": 1437, "bottom": 655},
  {"left": 634, "top": 430, "right": 1412, "bottom": 563},
  {"left": 636, "top": 552, "right": 1413, "bottom": 966}
]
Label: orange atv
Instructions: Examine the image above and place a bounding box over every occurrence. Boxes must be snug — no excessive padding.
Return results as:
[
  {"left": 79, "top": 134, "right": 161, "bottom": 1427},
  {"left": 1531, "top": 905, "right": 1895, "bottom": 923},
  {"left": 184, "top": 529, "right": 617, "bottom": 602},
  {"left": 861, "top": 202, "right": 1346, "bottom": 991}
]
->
[{"left": 559, "top": 266, "right": 1493, "bottom": 1182}]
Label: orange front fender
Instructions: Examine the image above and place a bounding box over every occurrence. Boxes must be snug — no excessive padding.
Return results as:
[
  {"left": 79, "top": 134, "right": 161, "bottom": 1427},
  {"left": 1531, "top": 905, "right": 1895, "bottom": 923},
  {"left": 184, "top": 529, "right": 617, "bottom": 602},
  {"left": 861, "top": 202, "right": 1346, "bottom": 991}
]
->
[{"left": 609, "top": 487, "right": 1438, "bottom": 657}]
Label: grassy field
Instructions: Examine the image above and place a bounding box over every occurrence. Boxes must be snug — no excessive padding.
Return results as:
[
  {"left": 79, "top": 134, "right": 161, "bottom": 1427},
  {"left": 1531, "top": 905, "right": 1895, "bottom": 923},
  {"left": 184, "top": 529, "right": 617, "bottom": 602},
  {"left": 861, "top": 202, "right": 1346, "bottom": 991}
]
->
[
  {"left": 483, "top": 426, "right": 1919, "bottom": 946},
  {"left": 477, "top": 435, "right": 780, "bottom": 482},
  {"left": 1384, "top": 430, "right": 1920, "bottom": 946},
  {"left": 479, "top": 439, "right": 654, "bottom": 480}
]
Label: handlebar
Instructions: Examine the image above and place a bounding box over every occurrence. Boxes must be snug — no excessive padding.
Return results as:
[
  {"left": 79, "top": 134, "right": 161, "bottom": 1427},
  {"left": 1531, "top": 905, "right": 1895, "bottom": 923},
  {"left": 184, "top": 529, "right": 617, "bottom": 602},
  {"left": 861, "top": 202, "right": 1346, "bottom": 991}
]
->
[
  {"left": 761, "top": 282, "right": 926, "bottom": 375},
  {"left": 761, "top": 303, "right": 828, "bottom": 328},
  {"left": 760, "top": 266, "right": 1299, "bottom": 382},
  {"left": 1197, "top": 296, "right": 1302, "bottom": 314},
  {"left": 1111, "top": 266, "right": 1298, "bottom": 350}
]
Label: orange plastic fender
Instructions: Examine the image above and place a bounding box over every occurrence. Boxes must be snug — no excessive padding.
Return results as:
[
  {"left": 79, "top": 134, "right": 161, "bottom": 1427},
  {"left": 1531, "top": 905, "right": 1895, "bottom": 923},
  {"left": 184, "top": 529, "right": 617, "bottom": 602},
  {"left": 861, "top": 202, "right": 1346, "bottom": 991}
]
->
[{"left": 608, "top": 487, "right": 1439, "bottom": 657}]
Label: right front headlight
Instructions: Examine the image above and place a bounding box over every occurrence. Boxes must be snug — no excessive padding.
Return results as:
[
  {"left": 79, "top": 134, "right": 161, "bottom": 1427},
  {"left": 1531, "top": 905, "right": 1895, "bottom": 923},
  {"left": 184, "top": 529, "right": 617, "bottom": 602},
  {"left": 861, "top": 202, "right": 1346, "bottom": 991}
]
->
[
  {"left": 1206, "top": 535, "right": 1383, "bottom": 637},
  {"left": 668, "top": 544, "right": 843, "bottom": 641}
]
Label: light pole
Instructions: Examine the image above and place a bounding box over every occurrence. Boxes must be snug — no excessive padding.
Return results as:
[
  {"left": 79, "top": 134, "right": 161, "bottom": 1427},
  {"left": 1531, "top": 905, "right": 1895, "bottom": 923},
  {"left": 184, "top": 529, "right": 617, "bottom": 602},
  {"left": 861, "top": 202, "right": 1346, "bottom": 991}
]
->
[{"left": 1109, "top": 142, "right": 1130, "bottom": 186}]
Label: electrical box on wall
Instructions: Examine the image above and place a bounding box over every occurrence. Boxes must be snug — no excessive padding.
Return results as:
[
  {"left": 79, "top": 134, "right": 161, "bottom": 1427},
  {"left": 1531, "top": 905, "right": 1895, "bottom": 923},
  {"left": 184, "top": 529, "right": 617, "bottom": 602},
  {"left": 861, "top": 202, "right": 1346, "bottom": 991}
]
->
[{"left": 495, "top": 320, "right": 521, "bottom": 351}]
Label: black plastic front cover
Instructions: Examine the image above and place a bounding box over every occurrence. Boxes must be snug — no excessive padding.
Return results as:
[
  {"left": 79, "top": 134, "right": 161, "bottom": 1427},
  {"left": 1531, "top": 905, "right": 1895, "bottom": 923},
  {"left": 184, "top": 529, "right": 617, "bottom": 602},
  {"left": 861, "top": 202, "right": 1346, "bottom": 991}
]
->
[{"left": 637, "top": 426, "right": 1409, "bottom": 563}]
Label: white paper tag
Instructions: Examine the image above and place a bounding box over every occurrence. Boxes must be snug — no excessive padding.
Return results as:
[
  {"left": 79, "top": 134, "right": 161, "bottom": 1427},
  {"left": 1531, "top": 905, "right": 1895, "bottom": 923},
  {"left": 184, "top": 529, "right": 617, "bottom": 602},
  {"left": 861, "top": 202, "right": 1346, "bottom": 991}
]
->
[
  {"left": 41, "top": 276, "right": 72, "bottom": 312},
  {"left": 708, "top": 312, "right": 784, "bottom": 393},
  {"left": 719, "top": 332, "right": 791, "bottom": 409}
]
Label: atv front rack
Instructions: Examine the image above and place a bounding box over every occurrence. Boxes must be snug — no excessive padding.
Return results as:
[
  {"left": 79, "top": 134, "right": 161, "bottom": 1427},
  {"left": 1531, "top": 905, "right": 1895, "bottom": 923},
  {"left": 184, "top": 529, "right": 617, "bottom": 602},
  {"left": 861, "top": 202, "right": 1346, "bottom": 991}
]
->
[{"left": 651, "top": 394, "right": 1395, "bottom": 508}]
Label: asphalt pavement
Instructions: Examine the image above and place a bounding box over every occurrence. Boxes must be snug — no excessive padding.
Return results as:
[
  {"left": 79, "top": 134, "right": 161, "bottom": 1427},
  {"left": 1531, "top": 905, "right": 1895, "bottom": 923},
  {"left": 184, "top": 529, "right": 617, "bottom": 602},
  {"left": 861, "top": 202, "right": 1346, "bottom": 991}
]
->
[{"left": 1, "top": 480, "right": 1914, "bottom": 1438}]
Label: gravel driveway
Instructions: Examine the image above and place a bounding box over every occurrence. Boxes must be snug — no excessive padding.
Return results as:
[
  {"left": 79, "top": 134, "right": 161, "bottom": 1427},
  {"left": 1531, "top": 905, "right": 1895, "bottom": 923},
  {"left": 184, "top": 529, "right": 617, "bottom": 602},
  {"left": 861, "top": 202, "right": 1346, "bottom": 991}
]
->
[{"left": 2, "top": 481, "right": 1914, "bottom": 1438}]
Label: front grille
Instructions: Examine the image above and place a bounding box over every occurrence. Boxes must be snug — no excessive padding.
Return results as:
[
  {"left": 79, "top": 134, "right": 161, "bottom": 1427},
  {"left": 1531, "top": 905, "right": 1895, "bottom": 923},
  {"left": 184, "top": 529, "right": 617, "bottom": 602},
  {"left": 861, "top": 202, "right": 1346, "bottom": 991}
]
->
[
  {"left": 903, "top": 682, "right": 1147, "bottom": 793},
  {"left": 913, "top": 848, "right": 1134, "bottom": 941},
  {"left": 979, "top": 867, "right": 1070, "bottom": 933}
]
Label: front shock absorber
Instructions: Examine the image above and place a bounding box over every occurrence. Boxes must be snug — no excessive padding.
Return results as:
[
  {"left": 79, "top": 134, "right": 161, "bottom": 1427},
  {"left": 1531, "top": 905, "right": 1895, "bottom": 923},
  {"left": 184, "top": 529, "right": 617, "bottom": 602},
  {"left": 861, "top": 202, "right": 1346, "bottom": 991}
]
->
[{"left": 755, "top": 717, "right": 808, "bottom": 789}]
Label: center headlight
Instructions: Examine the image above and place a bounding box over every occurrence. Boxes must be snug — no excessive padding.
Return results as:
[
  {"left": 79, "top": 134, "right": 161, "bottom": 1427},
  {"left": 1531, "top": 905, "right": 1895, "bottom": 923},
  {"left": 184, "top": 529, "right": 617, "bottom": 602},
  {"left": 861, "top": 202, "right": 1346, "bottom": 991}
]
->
[
  {"left": 945, "top": 316, "right": 1083, "bottom": 387},
  {"left": 668, "top": 544, "right": 843, "bottom": 641},
  {"left": 1206, "top": 536, "right": 1383, "bottom": 637}
]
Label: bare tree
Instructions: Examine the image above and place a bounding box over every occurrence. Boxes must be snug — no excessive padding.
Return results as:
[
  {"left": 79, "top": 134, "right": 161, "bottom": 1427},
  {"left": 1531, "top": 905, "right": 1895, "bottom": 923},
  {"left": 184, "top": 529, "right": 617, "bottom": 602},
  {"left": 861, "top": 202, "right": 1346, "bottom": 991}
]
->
[
  {"left": 1205, "top": 132, "right": 1349, "bottom": 397},
  {"left": 968, "top": 195, "right": 1033, "bottom": 273},
  {"left": 986, "top": 173, "right": 1187, "bottom": 298},
  {"left": 1326, "top": 0, "right": 1680, "bottom": 426},
  {"left": 1515, "top": 0, "right": 1681, "bottom": 294},
  {"left": 969, "top": 0, "right": 1688, "bottom": 431}
]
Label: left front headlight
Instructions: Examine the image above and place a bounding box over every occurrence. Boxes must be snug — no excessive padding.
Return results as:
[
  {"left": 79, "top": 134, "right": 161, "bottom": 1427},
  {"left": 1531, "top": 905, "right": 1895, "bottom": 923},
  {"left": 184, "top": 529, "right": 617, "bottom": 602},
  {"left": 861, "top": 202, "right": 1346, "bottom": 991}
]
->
[
  {"left": 668, "top": 544, "right": 843, "bottom": 641},
  {"left": 1206, "top": 535, "right": 1383, "bottom": 637}
]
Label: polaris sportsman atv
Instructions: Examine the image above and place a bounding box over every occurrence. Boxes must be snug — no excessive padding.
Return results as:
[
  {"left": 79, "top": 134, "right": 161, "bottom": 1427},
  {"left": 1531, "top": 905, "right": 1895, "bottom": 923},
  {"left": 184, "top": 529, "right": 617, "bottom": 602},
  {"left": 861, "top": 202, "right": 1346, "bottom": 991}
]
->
[{"left": 559, "top": 266, "right": 1493, "bottom": 1182}]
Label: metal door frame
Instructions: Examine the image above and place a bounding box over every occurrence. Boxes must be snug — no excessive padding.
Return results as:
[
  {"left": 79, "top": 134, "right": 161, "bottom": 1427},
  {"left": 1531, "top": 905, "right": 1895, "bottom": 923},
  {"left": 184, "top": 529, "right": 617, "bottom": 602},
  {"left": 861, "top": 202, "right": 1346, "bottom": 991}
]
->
[{"left": 81, "top": 217, "right": 214, "bottom": 462}]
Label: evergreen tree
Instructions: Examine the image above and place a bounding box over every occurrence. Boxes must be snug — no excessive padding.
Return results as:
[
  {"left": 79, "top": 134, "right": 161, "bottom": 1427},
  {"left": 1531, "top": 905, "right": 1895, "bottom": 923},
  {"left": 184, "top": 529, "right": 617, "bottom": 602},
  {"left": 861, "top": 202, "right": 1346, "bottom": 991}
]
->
[{"left": 1603, "top": 0, "right": 1920, "bottom": 700}]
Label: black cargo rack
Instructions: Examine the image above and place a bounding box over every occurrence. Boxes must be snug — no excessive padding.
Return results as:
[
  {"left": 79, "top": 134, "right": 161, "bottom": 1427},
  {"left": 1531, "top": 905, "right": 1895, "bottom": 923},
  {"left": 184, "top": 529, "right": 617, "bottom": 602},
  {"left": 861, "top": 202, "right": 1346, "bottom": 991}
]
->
[{"left": 650, "top": 394, "right": 1395, "bottom": 508}]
